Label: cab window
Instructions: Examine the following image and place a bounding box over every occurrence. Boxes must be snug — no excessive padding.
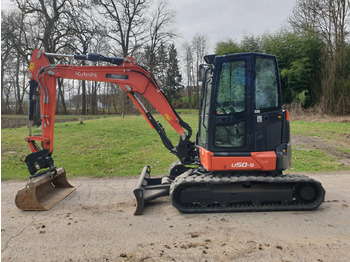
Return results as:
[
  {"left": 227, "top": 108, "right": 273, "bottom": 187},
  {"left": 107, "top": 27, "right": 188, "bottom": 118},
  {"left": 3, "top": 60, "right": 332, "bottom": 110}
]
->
[
  {"left": 255, "top": 57, "right": 279, "bottom": 110},
  {"left": 216, "top": 61, "right": 246, "bottom": 115}
]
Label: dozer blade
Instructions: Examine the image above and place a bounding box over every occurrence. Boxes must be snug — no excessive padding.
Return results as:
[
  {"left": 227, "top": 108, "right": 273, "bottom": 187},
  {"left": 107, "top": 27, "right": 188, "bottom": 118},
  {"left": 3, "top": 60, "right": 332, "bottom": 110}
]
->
[
  {"left": 15, "top": 167, "right": 76, "bottom": 211},
  {"left": 133, "top": 166, "right": 170, "bottom": 215}
]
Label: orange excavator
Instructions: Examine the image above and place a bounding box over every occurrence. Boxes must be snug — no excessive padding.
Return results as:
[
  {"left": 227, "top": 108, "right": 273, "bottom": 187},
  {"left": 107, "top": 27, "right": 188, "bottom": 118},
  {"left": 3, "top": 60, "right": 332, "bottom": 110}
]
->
[{"left": 15, "top": 49, "right": 325, "bottom": 214}]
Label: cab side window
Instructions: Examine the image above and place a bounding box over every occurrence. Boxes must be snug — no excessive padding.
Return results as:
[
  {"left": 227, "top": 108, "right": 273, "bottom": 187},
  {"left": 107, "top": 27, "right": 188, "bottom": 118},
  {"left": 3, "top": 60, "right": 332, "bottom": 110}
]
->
[{"left": 255, "top": 57, "right": 279, "bottom": 110}]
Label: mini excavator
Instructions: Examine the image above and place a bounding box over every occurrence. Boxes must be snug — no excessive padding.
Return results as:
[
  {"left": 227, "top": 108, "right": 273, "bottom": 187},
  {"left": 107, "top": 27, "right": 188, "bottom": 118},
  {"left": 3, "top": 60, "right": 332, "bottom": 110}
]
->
[{"left": 15, "top": 50, "right": 325, "bottom": 214}]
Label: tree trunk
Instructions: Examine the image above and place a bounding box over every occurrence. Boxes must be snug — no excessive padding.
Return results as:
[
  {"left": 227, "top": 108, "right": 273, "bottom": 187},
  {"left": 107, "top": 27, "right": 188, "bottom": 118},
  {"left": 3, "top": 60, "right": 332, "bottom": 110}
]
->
[
  {"left": 57, "top": 78, "right": 67, "bottom": 114},
  {"left": 15, "top": 53, "right": 23, "bottom": 114}
]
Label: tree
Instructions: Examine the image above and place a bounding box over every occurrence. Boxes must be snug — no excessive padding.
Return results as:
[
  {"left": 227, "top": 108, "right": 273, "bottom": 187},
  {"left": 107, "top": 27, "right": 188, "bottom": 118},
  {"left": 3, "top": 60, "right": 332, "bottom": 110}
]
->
[
  {"left": 14, "top": 0, "right": 84, "bottom": 114},
  {"left": 1, "top": 9, "right": 34, "bottom": 114},
  {"left": 15, "top": 0, "right": 72, "bottom": 54},
  {"left": 93, "top": 0, "right": 151, "bottom": 116},
  {"left": 64, "top": 1, "right": 107, "bottom": 115},
  {"left": 144, "top": 0, "right": 176, "bottom": 75},
  {"left": 164, "top": 44, "right": 181, "bottom": 102},
  {"left": 1, "top": 11, "right": 16, "bottom": 114},
  {"left": 94, "top": 0, "right": 149, "bottom": 57},
  {"left": 182, "top": 42, "right": 194, "bottom": 106},
  {"left": 289, "top": 0, "right": 350, "bottom": 114},
  {"left": 215, "top": 38, "right": 242, "bottom": 55},
  {"left": 240, "top": 34, "right": 263, "bottom": 53},
  {"left": 262, "top": 31, "right": 324, "bottom": 107},
  {"left": 191, "top": 33, "right": 208, "bottom": 104}
]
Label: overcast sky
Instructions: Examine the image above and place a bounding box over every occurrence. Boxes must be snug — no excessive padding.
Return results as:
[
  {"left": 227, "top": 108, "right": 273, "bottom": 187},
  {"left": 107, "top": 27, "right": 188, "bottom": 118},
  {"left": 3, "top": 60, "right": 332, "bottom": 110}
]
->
[
  {"left": 1, "top": 0, "right": 296, "bottom": 53},
  {"left": 170, "top": 0, "right": 296, "bottom": 52}
]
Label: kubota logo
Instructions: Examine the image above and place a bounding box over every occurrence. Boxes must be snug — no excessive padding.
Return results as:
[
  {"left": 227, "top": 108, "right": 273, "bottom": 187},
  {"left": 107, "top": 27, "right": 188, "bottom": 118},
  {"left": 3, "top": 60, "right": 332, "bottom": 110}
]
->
[
  {"left": 231, "top": 162, "right": 255, "bottom": 168},
  {"left": 76, "top": 72, "right": 97, "bottom": 78}
]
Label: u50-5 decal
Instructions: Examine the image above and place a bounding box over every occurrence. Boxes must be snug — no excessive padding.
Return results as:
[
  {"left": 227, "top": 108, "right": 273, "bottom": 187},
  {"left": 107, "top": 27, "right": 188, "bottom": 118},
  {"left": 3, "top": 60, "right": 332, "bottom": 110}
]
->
[{"left": 231, "top": 162, "right": 255, "bottom": 168}]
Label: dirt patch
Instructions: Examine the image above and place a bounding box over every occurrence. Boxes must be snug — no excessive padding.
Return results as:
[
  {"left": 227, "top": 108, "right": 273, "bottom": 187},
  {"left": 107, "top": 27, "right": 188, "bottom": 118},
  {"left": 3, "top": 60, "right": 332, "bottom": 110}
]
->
[
  {"left": 1, "top": 117, "right": 28, "bottom": 129},
  {"left": 1, "top": 116, "right": 94, "bottom": 129},
  {"left": 292, "top": 134, "right": 350, "bottom": 166},
  {"left": 290, "top": 113, "right": 350, "bottom": 123}
]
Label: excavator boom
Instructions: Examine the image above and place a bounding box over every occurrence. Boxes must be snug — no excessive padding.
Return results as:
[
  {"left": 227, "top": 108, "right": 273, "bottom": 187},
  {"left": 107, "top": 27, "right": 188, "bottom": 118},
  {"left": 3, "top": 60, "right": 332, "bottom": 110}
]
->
[{"left": 27, "top": 50, "right": 193, "bottom": 155}]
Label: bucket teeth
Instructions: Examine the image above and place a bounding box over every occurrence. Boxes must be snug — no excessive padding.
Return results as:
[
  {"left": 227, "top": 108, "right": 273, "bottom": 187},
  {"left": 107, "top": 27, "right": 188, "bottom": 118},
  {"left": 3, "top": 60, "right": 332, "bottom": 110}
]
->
[{"left": 15, "top": 167, "right": 76, "bottom": 211}]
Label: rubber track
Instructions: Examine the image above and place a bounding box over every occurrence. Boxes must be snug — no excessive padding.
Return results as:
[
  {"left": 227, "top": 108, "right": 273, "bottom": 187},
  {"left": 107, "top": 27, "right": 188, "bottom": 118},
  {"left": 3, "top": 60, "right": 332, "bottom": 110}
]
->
[{"left": 170, "top": 170, "right": 326, "bottom": 213}]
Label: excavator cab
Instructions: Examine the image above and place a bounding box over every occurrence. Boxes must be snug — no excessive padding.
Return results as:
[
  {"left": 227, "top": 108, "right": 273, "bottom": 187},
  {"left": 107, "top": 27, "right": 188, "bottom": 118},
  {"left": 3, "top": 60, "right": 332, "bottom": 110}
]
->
[{"left": 197, "top": 53, "right": 291, "bottom": 172}]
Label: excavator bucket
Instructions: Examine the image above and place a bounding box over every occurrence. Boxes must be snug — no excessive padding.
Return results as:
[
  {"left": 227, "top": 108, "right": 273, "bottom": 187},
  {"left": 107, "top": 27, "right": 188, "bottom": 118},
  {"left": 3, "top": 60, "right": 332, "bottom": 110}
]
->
[{"left": 15, "top": 167, "right": 75, "bottom": 211}]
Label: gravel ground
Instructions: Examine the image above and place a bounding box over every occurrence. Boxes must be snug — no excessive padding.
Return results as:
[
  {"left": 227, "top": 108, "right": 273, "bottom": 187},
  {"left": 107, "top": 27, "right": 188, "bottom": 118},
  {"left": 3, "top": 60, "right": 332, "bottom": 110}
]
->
[{"left": 2, "top": 172, "right": 350, "bottom": 262}]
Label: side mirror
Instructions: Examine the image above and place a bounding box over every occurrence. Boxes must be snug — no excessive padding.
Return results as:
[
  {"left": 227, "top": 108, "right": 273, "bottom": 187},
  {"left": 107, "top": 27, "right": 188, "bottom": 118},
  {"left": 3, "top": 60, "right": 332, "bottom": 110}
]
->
[
  {"left": 175, "top": 77, "right": 185, "bottom": 90},
  {"left": 198, "top": 64, "right": 206, "bottom": 82}
]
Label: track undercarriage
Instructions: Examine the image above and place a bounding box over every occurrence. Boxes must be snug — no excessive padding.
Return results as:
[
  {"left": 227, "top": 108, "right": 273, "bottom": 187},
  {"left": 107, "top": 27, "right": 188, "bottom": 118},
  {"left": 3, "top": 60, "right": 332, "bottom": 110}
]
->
[{"left": 134, "top": 164, "right": 326, "bottom": 215}]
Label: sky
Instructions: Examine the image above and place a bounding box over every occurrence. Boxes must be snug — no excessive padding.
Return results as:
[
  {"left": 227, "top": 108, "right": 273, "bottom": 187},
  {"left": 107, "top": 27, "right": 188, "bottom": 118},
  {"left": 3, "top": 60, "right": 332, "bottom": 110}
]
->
[
  {"left": 170, "top": 0, "right": 296, "bottom": 52},
  {"left": 1, "top": 0, "right": 297, "bottom": 53}
]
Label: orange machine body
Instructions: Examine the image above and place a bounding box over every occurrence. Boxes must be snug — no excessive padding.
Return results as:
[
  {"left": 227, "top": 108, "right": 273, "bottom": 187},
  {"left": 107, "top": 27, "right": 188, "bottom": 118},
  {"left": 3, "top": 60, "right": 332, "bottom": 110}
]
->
[{"left": 199, "top": 147, "right": 277, "bottom": 172}]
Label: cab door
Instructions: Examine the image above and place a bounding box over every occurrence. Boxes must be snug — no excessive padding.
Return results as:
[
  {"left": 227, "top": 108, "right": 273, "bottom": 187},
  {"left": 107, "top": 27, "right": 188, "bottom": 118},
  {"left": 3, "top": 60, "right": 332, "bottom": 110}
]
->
[
  {"left": 210, "top": 55, "right": 252, "bottom": 153},
  {"left": 197, "top": 66, "right": 213, "bottom": 149},
  {"left": 253, "top": 55, "right": 283, "bottom": 151}
]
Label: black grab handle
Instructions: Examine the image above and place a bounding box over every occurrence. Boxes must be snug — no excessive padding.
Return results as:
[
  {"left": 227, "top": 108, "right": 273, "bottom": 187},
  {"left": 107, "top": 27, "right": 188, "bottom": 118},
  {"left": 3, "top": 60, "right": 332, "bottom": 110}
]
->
[
  {"left": 28, "top": 80, "right": 38, "bottom": 121},
  {"left": 74, "top": 53, "right": 124, "bottom": 65}
]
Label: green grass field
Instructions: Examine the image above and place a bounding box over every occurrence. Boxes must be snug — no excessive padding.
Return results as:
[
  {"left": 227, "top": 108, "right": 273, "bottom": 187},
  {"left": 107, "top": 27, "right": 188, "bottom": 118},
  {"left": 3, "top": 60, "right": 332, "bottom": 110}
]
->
[
  {"left": 1, "top": 112, "right": 349, "bottom": 180},
  {"left": 1, "top": 113, "right": 197, "bottom": 180},
  {"left": 289, "top": 120, "right": 350, "bottom": 172}
]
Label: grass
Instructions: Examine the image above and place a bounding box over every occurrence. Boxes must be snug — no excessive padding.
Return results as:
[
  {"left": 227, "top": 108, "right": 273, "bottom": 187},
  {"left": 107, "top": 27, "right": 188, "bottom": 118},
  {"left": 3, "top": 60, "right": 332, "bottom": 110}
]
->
[
  {"left": 1, "top": 113, "right": 198, "bottom": 180},
  {"left": 1, "top": 112, "right": 349, "bottom": 180},
  {"left": 290, "top": 146, "right": 346, "bottom": 172},
  {"left": 291, "top": 120, "right": 350, "bottom": 141},
  {"left": 289, "top": 120, "right": 350, "bottom": 173}
]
